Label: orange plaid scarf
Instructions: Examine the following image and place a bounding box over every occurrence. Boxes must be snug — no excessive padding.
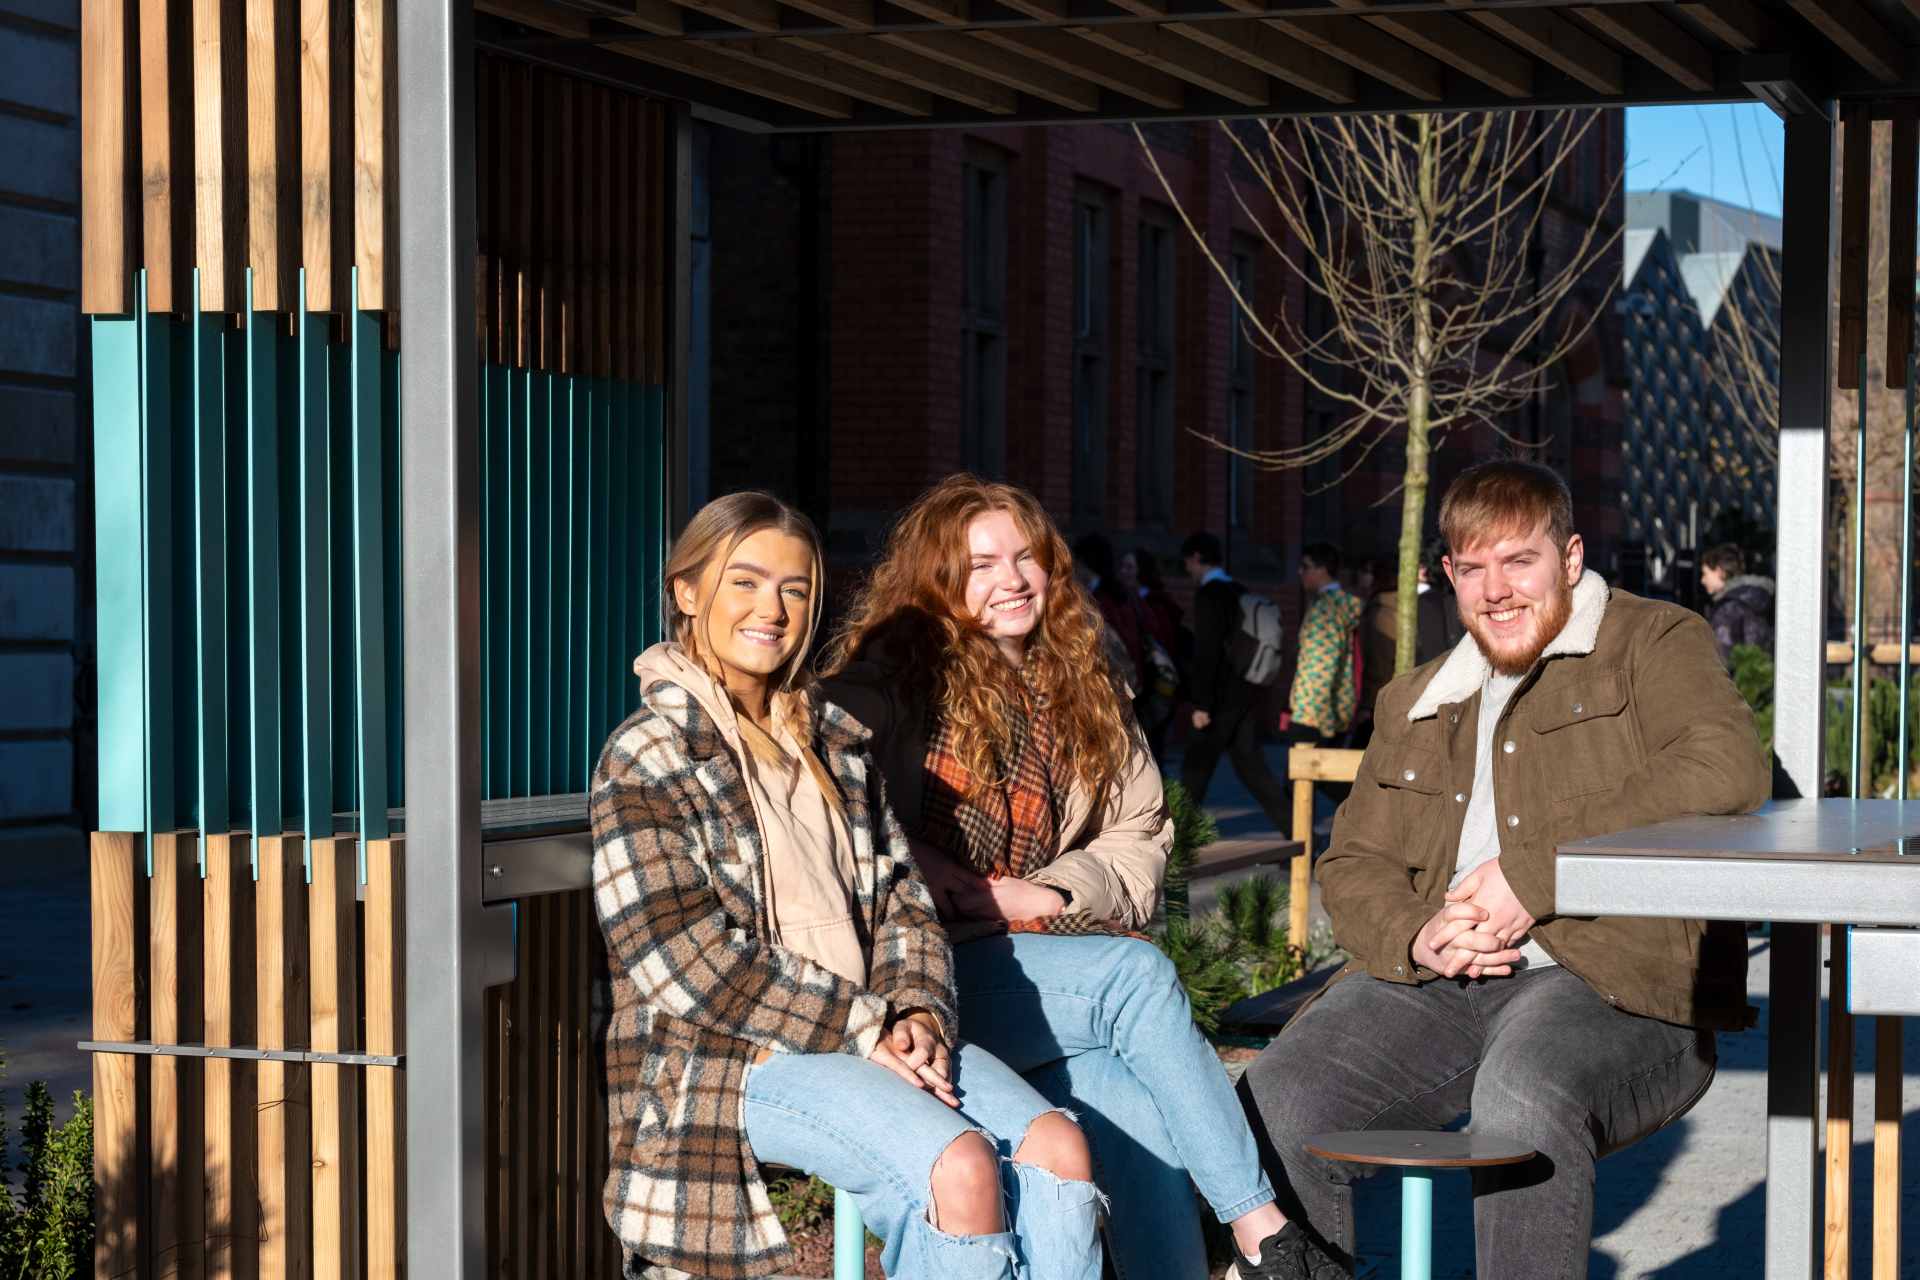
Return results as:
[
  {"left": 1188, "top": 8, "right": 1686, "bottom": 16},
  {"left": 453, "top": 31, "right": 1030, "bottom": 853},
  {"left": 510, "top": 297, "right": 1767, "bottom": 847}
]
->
[{"left": 921, "top": 683, "right": 1131, "bottom": 938}]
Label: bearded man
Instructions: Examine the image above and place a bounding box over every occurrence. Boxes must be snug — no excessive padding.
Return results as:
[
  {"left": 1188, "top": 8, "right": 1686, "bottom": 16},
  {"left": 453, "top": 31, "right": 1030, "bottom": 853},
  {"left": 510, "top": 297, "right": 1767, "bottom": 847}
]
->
[{"left": 1239, "top": 461, "right": 1768, "bottom": 1280}]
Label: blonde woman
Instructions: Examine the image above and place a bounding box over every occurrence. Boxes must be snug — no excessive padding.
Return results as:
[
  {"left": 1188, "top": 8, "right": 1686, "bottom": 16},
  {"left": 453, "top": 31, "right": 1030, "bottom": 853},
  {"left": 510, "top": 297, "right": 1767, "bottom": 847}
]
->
[
  {"left": 591, "top": 490, "right": 1103, "bottom": 1280},
  {"left": 823, "top": 475, "right": 1342, "bottom": 1280}
]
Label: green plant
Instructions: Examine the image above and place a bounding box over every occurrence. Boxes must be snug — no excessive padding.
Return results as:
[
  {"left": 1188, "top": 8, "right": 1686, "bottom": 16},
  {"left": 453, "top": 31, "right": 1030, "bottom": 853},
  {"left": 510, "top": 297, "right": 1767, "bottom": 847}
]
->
[
  {"left": 0, "top": 1060, "right": 94, "bottom": 1280},
  {"left": 765, "top": 1170, "right": 837, "bottom": 1235},
  {"left": 1161, "top": 780, "right": 1216, "bottom": 924},
  {"left": 1728, "top": 643, "right": 1774, "bottom": 758},
  {"left": 1825, "top": 671, "right": 1920, "bottom": 797},
  {"left": 1215, "top": 876, "right": 1305, "bottom": 995},
  {"left": 1155, "top": 915, "right": 1246, "bottom": 1034}
]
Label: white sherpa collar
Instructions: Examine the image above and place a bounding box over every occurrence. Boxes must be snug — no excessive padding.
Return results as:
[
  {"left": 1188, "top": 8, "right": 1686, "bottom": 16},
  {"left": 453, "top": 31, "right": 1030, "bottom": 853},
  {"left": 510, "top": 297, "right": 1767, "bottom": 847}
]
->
[{"left": 1406, "top": 570, "right": 1611, "bottom": 721}]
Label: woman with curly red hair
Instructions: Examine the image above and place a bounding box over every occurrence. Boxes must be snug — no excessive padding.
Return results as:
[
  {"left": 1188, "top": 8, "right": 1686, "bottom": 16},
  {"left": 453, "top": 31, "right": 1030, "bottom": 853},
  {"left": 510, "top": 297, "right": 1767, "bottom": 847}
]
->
[{"left": 823, "top": 475, "right": 1340, "bottom": 1280}]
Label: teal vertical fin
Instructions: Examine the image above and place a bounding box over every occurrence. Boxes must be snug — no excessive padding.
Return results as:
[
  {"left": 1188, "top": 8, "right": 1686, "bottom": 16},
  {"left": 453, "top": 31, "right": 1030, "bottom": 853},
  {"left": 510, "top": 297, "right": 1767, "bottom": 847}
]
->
[
  {"left": 191, "top": 275, "right": 229, "bottom": 842},
  {"left": 607, "top": 381, "right": 629, "bottom": 735},
  {"left": 640, "top": 384, "right": 666, "bottom": 654},
  {"left": 351, "top": 272, "right": 390, "bottom": 844},
  {"left": 570, "top": 376, "right": 593, "bottom": 790},
  {"left": 382, "top": 343, "right": 404, "bottom": 809},
  {"left": 527, "top": 370, "right": 552, "bottom": 794},
  {"left": 297, "top": 271, "right": 334, "bottom": 840},
  {"left": 484, "top": 362, "right": 511, "bottom": 796},
  {"left": 548, "top": 374, "right": 572, "bottom": 795},
  {"left": 590, "top": 376, "right": 612, "bottom": 750},
  {"left": 246, "top": 269, "right": 283, "bottom": 841},
  {"left": 92, "top": 299, "right": 146, "bottom": 834},
  {"left": 509, "top": 367, "right": 530, "bottom": 798},
  {"left": 137, "top": 271, "right": 178, "bottom": 847}
]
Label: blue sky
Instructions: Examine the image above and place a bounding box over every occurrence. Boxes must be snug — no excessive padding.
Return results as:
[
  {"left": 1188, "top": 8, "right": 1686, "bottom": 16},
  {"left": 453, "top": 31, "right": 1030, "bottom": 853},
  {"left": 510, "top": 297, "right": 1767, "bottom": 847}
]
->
[{"left": 1625, "top": 104, "right": 1784, "bottom": 217}]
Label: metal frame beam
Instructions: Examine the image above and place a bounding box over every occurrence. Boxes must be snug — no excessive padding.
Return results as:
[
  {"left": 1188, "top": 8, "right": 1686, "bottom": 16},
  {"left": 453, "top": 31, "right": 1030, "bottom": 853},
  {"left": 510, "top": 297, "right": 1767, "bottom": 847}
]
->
[
  {"left": 398, "top": 3, "right": 517, "bottom": 1275},
  {"left": 1769, "top": 106, "right": 1835, "bottom": 1280}
]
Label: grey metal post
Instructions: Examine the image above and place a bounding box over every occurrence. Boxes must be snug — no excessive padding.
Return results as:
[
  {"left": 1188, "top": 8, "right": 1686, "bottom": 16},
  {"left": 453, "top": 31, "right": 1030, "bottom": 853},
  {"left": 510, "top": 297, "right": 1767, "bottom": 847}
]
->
[
  {"left": 398, "top": 3, "right": 516, "bottom": 1275},
  {"left": 1769, "top": 107, "right": 1835, "bottom": 1280}
]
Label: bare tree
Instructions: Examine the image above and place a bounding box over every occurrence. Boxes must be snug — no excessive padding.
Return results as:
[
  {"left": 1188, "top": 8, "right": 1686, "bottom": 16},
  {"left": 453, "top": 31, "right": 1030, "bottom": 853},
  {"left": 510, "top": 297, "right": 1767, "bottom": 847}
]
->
[{"left": 1138, "top": 112, "right": 1619, "bottom": 676}]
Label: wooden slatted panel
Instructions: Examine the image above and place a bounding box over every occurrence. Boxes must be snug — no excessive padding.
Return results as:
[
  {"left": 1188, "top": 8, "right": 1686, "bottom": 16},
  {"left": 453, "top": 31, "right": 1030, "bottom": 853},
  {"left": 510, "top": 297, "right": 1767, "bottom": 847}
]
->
[
  {"left": 300, "top": 0, "right": 335, "bottom": 310},
  {"left": 309, "top": 836, "right": 363, "bottom": 1280},
  {"left": 93, "top": 831, "right": 145, "bottom": 1279},
  {"left": 365, "top": 839, "right": 407, "bottom": 1280},
  {"left": 508, "top": 62, "right": 532, "bottom": 367},
  {"left": 354, "top": 0, "right": 395, "bottom": 309},
  {"left": 1840, "top": 106, "right": 1873, "bottom": 391},
  {"left": 140, "top": 0, "right": 191, "bottom": 313},
  {"left": 151, "top": 831, "right": 206, "bottom": 1279},
  {"left": 255, "top": 836, "right": 313, "bottom": 1280},
  {"left": 203, "top": 832, "right": 258, "bottom": 1280},
  {"left": 1826, "top": 932, "right": 1854, "bottom": 1278},
  {"left": 1874, "top": 1017, "right": 1901, "bottom": 1280},
  {"left": 1886, "top": 106, "right": 1917, "bottom": 389},
  {"left": 246, "top": 0, "right": 297, "bottom": 312},
  {"left": 84, "top": 0, "right": 139, "bottom": 314},
  {"left": 193, "top": 0, "right": 248, "bottom": 314}
]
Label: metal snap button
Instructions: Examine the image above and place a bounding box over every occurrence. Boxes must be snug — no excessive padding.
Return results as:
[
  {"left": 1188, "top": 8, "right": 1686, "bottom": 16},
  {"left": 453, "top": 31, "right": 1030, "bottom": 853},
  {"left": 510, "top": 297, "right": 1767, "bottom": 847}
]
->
[
  {"left": 1506, "top": 814, "right": 1520, "bottom": 828},
  {"left": 1403, "top": 769, "right": 1417, "bottom": 782},
  {"left": 1572, "top": 702, "right": 1584, "bottom": 715},
  {"left": 1454, "top": 792, "right": 1466, "bottom": 803},
  {"left": 1502, "top": 740, "right": 1515, "bottom": 754}
]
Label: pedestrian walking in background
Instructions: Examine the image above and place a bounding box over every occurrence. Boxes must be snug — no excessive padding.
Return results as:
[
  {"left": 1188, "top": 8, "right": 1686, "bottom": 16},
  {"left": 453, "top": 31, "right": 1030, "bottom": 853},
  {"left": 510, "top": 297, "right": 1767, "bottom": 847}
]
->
[
  {"left": 1073, "top": 532, "right": 1144, "bottom": 694},
  {"left": 1177, "top": 531, "right": 1293, "bottom": 833},
  {"left": 1119, "top": 547, "right": 1185, "bottom": 761},
  {"left": 1289, "top": 543, "right": 1364, "bottom": 743},
  {"left": 1700, "top": 543, "right": 1774, "bottom": 664}
]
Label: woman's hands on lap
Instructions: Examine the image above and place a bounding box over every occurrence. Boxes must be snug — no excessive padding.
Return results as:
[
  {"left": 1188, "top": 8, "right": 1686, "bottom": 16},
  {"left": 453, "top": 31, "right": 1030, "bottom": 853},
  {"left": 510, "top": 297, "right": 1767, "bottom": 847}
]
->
[
  {"left": 869, "top": 1011, "right": 958, "bottom": 1107},
  {"left": 951, "top": 873, "right": 1065, "bottom": 923}
]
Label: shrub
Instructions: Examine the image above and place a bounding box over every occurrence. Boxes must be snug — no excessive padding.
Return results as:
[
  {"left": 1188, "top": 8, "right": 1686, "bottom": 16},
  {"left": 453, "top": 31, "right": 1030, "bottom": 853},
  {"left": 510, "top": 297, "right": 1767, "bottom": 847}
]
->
[
  {"left": 1161, "top": 780, "right": 1215, "bottom": 924},
  {"left": 0, "top": 1060, "right": 94, "bottom": 1280}
]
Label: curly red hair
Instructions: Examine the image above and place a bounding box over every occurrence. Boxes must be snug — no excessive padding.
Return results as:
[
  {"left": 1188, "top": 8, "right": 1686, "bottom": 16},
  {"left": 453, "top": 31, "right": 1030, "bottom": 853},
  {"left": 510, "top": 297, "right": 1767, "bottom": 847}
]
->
[{"left": 823, "top": 474, "right": 1133, "bottom": 803}]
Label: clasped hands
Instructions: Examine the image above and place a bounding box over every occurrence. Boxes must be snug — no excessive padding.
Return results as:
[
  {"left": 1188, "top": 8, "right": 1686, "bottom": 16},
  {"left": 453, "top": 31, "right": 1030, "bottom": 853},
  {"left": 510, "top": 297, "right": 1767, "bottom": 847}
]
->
[
  {"left": 869, "top": 1010, "right": 960, "bottom": 1107},
  {"left": 910, "top": 836, "right": 1066, "bottom": 924},
  {"left": 1410, "top": 857, "right": 1537, "bottom": 980}
]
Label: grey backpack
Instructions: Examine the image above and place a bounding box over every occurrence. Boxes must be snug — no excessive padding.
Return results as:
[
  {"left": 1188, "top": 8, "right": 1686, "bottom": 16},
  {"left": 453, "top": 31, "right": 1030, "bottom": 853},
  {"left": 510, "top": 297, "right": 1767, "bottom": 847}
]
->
[{"left": 1230, "top": 590, "right": 1286, "bottom": 687}]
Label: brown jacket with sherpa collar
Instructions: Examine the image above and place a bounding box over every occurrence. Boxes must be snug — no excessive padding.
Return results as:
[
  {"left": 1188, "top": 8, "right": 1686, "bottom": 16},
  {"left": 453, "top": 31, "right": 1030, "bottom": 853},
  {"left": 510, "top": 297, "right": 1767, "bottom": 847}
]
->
[{"left": 1315, "top": 574, "right": 1769, "bottom": 1031}]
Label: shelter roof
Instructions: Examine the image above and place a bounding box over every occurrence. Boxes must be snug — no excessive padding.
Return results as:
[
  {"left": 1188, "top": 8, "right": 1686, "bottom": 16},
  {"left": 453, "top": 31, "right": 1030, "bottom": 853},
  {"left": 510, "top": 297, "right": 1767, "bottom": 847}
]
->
[{"left": 475, "top": 0, "right": 1920, "bottom": 131}]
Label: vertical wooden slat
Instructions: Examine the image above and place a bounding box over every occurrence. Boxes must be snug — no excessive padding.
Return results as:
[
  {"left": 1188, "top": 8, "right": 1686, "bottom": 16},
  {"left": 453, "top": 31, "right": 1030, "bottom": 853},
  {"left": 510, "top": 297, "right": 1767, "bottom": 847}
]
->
[
  {"left": 203, "top": 833, "right": 258, "bottom": 1280},
  {"left": 1825, "top": 931, "right": 1853, "bottom": 1280},
  {"left": 151, "top": 832, "right": 206, "bottom": 1279},
  {"left": 93, "top": 831, "right": 146, "bottom": 1279},
  {"left": 561, "top": 75, "right": 579, "bottom": 374},
  {"left": 1887, "top": 105, "right": 1918, "bottom": 390},
  {"left": 300, "top": 0, "right": 333, "bottom": 310},
  {"left": 511, "top": 62, "right": 534, "bottom": 368},
  {"left": 353, "top": 0, "right": 393, "bottom": 309},
  {"left": 255, "top": 836, "right": 311, "bottom": 1280},
  {"left": 1839, "top": 107, "right": 1872, "bottom": 391},
  {"left": 309, "top": 836, "right": 363, "bottom": 1280},
  {"left": 475, "top": 54, "right": 494, "bottom": 360},
  {"left": 560, "top": 891, "right": 584, "bottom": 1276},
  {"left": 1873, "top": 1017, "right": 1901, "bottom": 1280},
  {"left": 596, "top": 88, "right": 614, "bottom": 381},
  {"left": 539, "top": 68, "right": 560, "bottom": 371},
  {"left": 139, "top": 0, "right": 190, "bottom": 314},
  {"left": 245, "top": 0, "right": 297, "bottom": 312},
  {"left": 297, "top": 278, "right": 334, "bottom": 837},
  {"left": 1290, "top": 770, "right": 1313, "bottom": 954},
  {"left": 649, "top": 105, "right": 668, "bottom": 382},
  {"left": 365, "top": 838, "right": 407, "bottom": 1280},
  {"left": 84, "top": 0, "right": 138, "bottom": 314},
  {"left": 193, "top": 0, "right": 248, "bottom": 314}
]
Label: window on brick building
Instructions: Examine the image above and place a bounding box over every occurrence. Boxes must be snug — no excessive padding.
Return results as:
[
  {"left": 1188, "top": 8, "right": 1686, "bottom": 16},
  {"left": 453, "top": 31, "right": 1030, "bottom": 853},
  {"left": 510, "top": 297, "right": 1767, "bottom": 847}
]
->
[
  {"left": 962, "top": 145, "right": 1009, "bottom": 478},
  {"left": 1136, "top": 207, "right": 1176, "bottom": 525},
  {"left": 1228, "top": 243, "right": 1255, "bottom": 532},
  {"left": 1073, "top": 186, "right": 1112, "bottom": 525}
]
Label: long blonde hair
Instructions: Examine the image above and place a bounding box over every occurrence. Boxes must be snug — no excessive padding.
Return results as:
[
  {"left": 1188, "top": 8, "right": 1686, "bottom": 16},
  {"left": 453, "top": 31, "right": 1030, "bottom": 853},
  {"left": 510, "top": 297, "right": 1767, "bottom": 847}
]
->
[
  {"left": 662, "top": 491, "right": 842, "bottom": 811},
  {"left": 822, "top": 474, "right": 1133, "bottom": 803}
]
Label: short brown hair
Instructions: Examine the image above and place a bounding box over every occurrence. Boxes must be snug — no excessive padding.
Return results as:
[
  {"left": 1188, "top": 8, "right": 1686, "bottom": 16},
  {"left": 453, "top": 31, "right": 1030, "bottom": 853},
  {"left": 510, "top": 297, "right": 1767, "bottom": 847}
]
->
[
  {"left": 1438, "top": 460, "right": 1575, "bottom": 557},
  {"left": 1701, "top": 543, "right": 1745, "bottom": 576}
]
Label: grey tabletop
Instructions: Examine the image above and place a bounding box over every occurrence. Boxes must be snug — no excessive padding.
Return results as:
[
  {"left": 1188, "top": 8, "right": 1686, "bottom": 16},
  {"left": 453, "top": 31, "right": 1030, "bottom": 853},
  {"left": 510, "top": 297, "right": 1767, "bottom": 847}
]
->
[
  {"left": 1304, "top": 1130, "right": 1536, "bottom": 1169},
  {"left": 1558, "top": 799, "right": 1920, "bottom": 863}
]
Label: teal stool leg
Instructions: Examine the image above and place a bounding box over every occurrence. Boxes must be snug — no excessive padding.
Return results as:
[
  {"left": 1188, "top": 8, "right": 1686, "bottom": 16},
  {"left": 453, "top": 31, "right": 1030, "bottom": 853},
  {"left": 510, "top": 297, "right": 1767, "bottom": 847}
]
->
[
  {"left": 1399, "top": 1169, "right": 1433, "bottom": 1280},
  {"left": 833, "top": 1186, "right": 865, "bottom": 1280}
]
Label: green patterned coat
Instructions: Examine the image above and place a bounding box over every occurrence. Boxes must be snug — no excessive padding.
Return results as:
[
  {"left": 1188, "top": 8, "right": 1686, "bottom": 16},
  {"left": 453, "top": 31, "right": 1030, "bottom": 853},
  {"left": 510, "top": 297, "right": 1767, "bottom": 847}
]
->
[{"left": 1290, "top": 585, "right": 1364, "bottom": 736}]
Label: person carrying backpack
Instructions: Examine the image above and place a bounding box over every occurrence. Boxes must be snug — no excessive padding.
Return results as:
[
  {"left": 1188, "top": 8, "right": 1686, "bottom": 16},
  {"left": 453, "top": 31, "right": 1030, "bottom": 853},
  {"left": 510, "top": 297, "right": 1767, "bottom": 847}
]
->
[{"left": 1177, "top": 531, "right": 1293, "bottom": 833}]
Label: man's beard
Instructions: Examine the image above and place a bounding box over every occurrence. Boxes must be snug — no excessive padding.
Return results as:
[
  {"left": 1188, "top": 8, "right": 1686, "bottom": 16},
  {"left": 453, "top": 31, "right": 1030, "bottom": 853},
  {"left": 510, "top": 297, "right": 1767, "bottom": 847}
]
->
[{"left": 1462, "top": 576, "right": 1574, "bottom": 677}]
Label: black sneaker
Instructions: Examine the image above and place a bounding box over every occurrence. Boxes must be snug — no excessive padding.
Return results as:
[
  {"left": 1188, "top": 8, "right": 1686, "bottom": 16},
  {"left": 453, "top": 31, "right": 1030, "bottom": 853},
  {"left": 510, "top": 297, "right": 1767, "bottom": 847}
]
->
[{"left": 1226, "top": 1220, "right": 1351, "bottom": 1280}]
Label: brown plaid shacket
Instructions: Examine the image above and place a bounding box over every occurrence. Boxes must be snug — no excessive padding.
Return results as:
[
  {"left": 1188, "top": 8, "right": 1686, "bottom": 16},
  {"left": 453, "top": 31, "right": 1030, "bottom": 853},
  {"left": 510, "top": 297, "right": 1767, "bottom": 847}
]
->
[
  {"left": 921, "top": 685, "right": 1135, "bottom": 938},
  {"left": 590, "top": 673, "right": 956, "bottom": 1280}
]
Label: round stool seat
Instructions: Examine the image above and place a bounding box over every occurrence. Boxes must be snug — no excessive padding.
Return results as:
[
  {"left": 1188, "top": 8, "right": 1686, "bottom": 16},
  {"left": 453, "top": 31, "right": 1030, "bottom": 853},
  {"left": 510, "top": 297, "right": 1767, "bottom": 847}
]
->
[{"left": 1306, "top": 1130, "right": 1536, "bottom": 1169}]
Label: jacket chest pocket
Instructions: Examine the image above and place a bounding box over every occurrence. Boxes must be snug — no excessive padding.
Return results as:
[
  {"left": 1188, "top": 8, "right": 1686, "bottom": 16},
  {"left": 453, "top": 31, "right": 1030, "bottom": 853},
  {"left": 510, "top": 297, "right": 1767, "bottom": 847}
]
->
[
  {"left": 1374, "top": 742, "right": 1448, "bottom": 879},
  {"left": 1529, "top": 671, "right": 1639, "bottom": 800}
]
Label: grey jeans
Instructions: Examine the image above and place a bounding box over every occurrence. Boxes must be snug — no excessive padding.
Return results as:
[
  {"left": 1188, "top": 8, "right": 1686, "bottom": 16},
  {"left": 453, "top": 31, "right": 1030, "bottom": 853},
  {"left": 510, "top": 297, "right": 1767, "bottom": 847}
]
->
[{"left": 1239, "top": 965, "right": 1717, "bottom": 1280}]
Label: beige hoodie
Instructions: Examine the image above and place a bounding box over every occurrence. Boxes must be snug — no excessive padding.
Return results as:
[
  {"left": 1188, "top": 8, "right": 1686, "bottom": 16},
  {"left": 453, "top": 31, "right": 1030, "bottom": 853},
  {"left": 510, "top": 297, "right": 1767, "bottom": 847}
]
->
[{"left": 632, "top": 644, "right": 870, "bottom": 986}]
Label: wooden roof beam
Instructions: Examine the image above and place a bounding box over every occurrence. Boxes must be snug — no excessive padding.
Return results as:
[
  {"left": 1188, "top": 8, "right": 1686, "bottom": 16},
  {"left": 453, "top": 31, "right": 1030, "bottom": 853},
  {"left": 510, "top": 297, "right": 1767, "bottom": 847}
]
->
[
  {"left": 1261, "top": 13, "right": 1444, "bottom": 101},
  {"left": 665, "top": 0, "right": 782, "bottom": 33},
  {"left": 993, "top": 0, "right": 1068, "bottom": 17},
  {"left": 973, "top": 28, "right": 1186, "bottom": 110},
  {"left": 610, "top": 37, "right": 854, "bottom": 114},
  {"left": 1571, "top": 5, "right": 1714, "bottom": 92},
  {"left": 709, "top": 37, "right": 934, "bottom": 112},
  {"left": 883, "top": 31, "right": 1098, "bottom": 109},
  {"left": 1447, "top": 3, "right": 1622, "bottom": 96},
  {"left": 778, "top": 0, "right": 874, "bottom": 29},
  {"left": 1327, "top": 3, "right": 1531, "bottom": 98},
  {"left": 1674, "top": 1, "right": 1780, "bottom": 54},
  {"left": 888, "top": 0, "right": 968, "bottom": 25},
  {"left": 1167, "top": 20, "right": 1355, "bottom": 103},
  {"left": 1072, "top": 22, "right": 1269, "bottom": 106},
  {"left": 1784, "top": 0, "right": 1902, "bottom": 84},
  {"left": 787, "top": 34, "right": 1017, "bottom": 111}
]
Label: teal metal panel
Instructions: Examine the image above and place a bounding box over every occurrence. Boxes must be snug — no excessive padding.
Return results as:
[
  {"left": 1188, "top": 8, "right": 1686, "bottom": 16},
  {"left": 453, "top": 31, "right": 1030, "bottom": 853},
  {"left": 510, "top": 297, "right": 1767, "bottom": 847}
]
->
[
  {"left": 484, "top": 362, "right": 510, "bottom": 796},
  {"left": 608, "top": 381, "right": 629, "bottom": 735},
  {"left": 383, "top": 344, "right": 403, "bottom": 810},
  {"left": 164, "top": 303, "right": 199, "bottom": 833},
  {"left": 245, "top": 271, "right": 283, "bottom": 839},
  {"left": 527, "top": 371, "right": 552, "bottom": 793},
  {"left": 136, "top": 272, "right": 178, "bottom": 844},
  {"left": 328, "top": 336, "right": 358, "bottom": 824},
  {"left": 351, "top": 275, "right": 391, "bottom": 843},
  {"left": 191, "top": 277, "right": 229, "bottom": 841},
  {"left": 591, "top": 376, "right": 612, "bottom": 749},
  {"left": 278, "top": 299, "right": 305, "bottom": 840},
  {"left": 224, "top": 327, "right": 252, "bottom": 832},
  {"left": 92, "top": 308, "right": 146, "bottom": 833},
  {"left": 296, "top": 275, "right": 334, "bottom": 840},
  {"left": 548, "top": 374, "right": 572, "bottom": 795},
  {"left": 509, "top": 367, "right": 530, "bottom": 798},
  {"left": 570, "top": 376, "right": 593, "bottom": 790}
]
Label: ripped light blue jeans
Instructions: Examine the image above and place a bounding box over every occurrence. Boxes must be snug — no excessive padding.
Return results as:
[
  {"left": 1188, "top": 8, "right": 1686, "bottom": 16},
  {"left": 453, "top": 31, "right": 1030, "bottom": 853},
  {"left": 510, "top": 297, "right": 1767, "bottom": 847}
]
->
[{"left": 743, "top": 1044, "right": 1105, "bottom": 1280}]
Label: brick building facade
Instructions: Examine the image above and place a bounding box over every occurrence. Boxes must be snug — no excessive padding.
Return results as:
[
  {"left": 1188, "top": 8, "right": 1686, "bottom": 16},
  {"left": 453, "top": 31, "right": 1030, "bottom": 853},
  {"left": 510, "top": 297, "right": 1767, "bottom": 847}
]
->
[{"left": 694, "top": 114, "right": 1626, "bottom": 595}]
